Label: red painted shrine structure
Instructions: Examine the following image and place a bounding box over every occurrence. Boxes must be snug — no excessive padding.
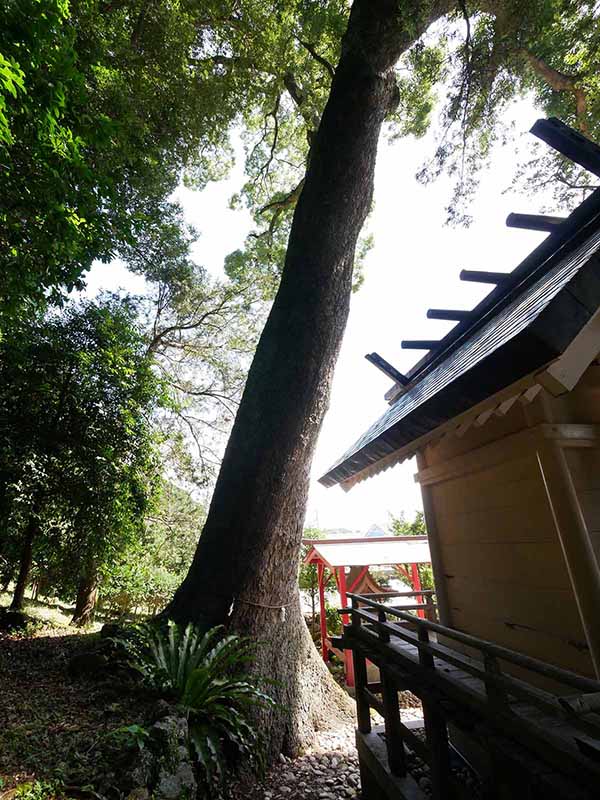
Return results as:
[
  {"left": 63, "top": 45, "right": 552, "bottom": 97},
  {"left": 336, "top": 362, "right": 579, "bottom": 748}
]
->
[{"left": 303, "top": 535, "right": 432, "bottom": 685}]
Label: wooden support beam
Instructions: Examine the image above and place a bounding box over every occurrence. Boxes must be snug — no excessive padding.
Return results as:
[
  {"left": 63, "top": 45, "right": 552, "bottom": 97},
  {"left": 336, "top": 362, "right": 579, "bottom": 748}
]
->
[
  {"left": 459, "top": 269, "right": 511, "bottom": 285},
  {"left": 351, "top": 598, "right": 372, "bottom": 734},
  {"left": 537, "top": 442, "right": 600, "bottom": 678},
  {"left": 506, "top": 212, "right": 566, "bottom": 232},
  {"left": 317, "top": 563, "right": 328, "bottom": 662},
  {"left": 426, "top": 308, "right": 470, "bottom": 321},
  {"left": 401, "top": 340, "right": 440, "bottom": 350},
  {"left": 411, "top": 562, "right": 424, "bottom": 620},
  {"left": 365, "top": 352, "right": 408, "bottom": 386},
  {"left": 337, "top": 567, "right": 354, "bottom": 687},
  {"left": 381, "top": 668, "right": 407, "bottom": 776},
  {"left": 531, "top": 117, "right": 600, "bottom": 178}
]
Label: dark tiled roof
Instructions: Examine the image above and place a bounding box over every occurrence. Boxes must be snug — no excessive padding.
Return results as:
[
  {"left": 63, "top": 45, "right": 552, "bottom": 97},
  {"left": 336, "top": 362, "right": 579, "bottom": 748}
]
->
[{"left": 320, "top": 190, "right": 600, "bottom": 488}]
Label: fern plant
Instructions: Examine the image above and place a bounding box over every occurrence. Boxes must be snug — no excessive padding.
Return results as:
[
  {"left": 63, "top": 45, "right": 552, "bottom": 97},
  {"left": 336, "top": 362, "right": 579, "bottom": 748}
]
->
[{"left": 118, "top": 621, "right": 274, "bottom": 796}]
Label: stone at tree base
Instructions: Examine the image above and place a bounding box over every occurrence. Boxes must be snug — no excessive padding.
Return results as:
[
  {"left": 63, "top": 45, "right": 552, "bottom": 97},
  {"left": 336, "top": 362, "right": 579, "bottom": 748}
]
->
[
  {"left": 126, "top": 788, "right": 150, "bottom": 800},
  {"left": 129, "top": 747, "right": 156, "bottom": 791},
  {"left": 153, "top": 699, "right": 173, "bottom": 720},
  {"left": 150, "top": 715, "right": 197, "bottom": 800}
]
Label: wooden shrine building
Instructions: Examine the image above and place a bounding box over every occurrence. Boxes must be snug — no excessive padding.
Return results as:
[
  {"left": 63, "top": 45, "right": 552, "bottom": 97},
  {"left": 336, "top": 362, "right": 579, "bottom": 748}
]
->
[
  {"left": 303, "top": 535, "right": 432, "bottom": 684},
  {"left": 319, "top": 119, "right": 600, "bottom": 799}
]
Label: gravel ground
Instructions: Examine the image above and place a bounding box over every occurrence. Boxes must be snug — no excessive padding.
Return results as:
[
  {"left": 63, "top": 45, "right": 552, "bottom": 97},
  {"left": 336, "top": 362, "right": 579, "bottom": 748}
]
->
[{"left": 235, "top": 707, "right": 425, "bottom": 800}]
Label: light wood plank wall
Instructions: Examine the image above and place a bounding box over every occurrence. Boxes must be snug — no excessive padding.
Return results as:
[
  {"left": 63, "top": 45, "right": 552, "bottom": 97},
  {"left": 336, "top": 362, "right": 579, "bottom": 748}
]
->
[{"left": 417, "top": 367, "right": 600, "bottom": 679}]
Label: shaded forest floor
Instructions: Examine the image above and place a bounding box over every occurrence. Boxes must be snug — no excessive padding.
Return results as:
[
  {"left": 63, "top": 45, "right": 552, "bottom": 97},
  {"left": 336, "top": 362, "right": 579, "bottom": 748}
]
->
[
  {"left": 0, "top": 598, "right": 425, "bottom": 800},
  {"left": 0, "top": 602, "right": 155, "bottom": 800}
]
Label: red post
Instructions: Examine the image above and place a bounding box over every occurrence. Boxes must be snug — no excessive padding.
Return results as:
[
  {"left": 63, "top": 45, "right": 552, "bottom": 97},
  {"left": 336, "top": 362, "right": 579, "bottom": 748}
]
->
[
  {"left": 317, "top": 562, "right": 328, "bottom": 661},
  {"left": 337, "top": 567, "right": 355, "bottom": 687},
  {"left": 411, "top": 562, "right": 424, "bottom": 619}
]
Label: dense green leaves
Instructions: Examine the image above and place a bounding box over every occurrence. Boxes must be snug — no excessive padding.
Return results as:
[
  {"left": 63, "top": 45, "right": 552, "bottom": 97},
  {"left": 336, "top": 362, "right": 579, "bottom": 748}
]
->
[
  {"left": 120, "top": 621, "right": 274, "bottom": 796},
  {"left": 390, "top": 512, "right": 434, "bottom": 590},
  {"left": 0, "top": 298, "right": 165, "bottom": 607},
  {"left": 4, "top": 0, "right": 600, "bottom": 317},
  {"left": 99, "top": 481, "right": 205, "bottom": 616},
  {"left": 0, "top": 0, "right": 244, "bottom": 320}
]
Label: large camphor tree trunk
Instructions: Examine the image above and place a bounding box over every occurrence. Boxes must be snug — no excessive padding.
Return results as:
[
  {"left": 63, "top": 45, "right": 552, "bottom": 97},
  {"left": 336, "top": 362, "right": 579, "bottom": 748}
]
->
[{"left": 165, "top": 0, "right": 448, "bottom": 756}]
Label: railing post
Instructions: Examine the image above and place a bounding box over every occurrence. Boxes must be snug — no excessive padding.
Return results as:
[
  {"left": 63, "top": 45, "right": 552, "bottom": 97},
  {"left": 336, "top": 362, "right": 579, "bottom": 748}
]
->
[
  {"left": 381, "top": 665, "right": 407, "bottom": 776},
  {"left": 351, "top": 596, "right": 371, "bottom": 734},
  {"left": 418, "top": 626, "right": 452, "bottom": 800},
  {"left": 338, "top": 568, "right": 355, "bottom": 687},
  {"left": 484, "top": 653, "right": 509, "bottom": 711},
  {"left": 425, "top": 593, "right": 437, "bottom": 622},
  {"left": 378, "top": 608, "right": 390, "bottom": 643}
]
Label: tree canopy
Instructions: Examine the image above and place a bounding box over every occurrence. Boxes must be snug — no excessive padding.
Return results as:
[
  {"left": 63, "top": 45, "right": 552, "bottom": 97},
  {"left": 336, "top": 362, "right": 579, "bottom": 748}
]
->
[
  {"left": 3, "top": 1, "right": 600, "bottom": 322},
  {"left": 0, "top": 297, "right": 165, "bottom": 611}
]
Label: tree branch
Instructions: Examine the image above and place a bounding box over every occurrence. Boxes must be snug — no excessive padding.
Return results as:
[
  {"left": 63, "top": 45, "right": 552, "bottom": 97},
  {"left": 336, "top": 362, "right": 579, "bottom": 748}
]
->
[
  {"left": 522, "top": 50, "right": 589, "bottom": 134},
  {"left": 296, "top": 38, "right": 335, "bottom": 80},
  {"left": 283, "top": 72, "right": 318, "bottom": 146},
  {"left": 257, "top": 178, "right": 306, "bottom": 238}
]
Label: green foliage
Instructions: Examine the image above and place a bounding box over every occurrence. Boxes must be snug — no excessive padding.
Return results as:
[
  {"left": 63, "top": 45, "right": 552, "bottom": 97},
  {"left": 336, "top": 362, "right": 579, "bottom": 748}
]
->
[
  {"left": 1, "top": 0, "right": 95, "bottom": 315},
  {"left": 122, "top": 622, "right": 274, "bottom": 796},
  {"left": 105, "top": 723, "right": 150, "bottom": 753},
  {"left": 413, "top": 2, "right": 600, "bottom": 222},
  {"left": 298, "top": 527, "right": 335, "bottom": 634},
  {"left": 0, "top": 297, "right": 164, "bottom": 606},
  {"left": 0, "top": 0, "right": 247, "bottom": 320},
  {"left": 14, "top": 780, "right": 63, "bottom": 800},
  {"left": 390, "top": 511, "right": 434, "bottom": 590},
  {"left": 390, "top": 511, "right": 427, "bottom": 537},
  {"left": 325, "top": 603, "right": 342, "bottom": 636},
  {"left": 2, "top": 0, "right": 600, "bottom": 322},
  {"left": 298, "top": 527, "right": 325, "bottom": 595},
  {"left": 131, "top": 209, "right": 264, "bottom": 486},
  {"left": 99, "top": 481, "right": 204, "bottom": 618}
]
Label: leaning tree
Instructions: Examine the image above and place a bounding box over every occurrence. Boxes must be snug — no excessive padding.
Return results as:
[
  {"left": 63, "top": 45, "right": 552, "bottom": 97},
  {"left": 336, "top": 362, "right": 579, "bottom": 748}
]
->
[{"left": 163, "top": 0, "right": 600, "bottom": 758}]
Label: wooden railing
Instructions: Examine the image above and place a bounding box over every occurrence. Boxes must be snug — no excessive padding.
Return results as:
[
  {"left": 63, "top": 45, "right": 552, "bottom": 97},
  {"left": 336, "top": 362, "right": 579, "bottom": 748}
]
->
[{"left": 341, "top": 591, "right": 600, "bottom": 800}]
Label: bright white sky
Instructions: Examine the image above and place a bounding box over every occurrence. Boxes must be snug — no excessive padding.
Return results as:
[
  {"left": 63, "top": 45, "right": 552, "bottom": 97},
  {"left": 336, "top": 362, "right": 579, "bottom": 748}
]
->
[{"left": 85, "top": 96, "right": 556, "bottom": 535}]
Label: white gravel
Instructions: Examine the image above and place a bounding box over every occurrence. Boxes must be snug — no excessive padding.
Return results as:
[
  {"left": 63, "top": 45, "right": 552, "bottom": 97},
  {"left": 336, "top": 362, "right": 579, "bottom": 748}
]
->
[{"left": 241, "top": 707, "right": 424, "bottom": 800}]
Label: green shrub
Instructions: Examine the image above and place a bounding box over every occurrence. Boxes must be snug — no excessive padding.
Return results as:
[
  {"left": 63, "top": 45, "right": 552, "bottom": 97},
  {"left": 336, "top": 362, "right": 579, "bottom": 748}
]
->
[
  {"left": 325, "top": 604, "right": 342, "bottom": 636},
  {"left": 119, "top": 621, "right": 274, "bottom": 796},
  {"left": 14, "top": 781, "right": 63, "bottom": 800}
]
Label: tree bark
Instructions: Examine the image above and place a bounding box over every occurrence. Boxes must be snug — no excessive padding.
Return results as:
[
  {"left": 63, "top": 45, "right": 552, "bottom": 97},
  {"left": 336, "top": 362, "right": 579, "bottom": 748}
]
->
[
  {"left": 164, "top": 0, "right": 448, "bottom": 757},
  {"left": 10, "top": 517, "right": 37, "bottom": 612},
  {"left": 1, "top": 565, "right": 15, "bottom": 594},
  {"left": 71, "top": 569, "right": 99, "bottom": 626}
]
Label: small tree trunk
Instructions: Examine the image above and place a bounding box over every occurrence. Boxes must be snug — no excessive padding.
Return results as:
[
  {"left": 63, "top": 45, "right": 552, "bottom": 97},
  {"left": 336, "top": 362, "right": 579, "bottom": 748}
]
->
[
  {"left": 1, "top": 566, "right": 15, "bottom": 593},
  {"left": 71, "top": 570, "right": 99, "bottom": 626},
  {"left": 10, "top": 518, "right": 37, "bottom": 611}
]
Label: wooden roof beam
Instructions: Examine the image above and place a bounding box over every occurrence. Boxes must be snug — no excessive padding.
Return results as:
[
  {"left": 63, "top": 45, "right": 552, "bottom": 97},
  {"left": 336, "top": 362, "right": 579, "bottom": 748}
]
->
[
  {"left": 365, "top": 352, "right": 408, "bottom": 386},
  {"left": 427, "top": 308, "right": 470, "bottom": 321},
  {"left": 401, "top": 340, "right": 440, "bottom": 350},
  {"left": 506, "top": 213, "right": 566, "bottom": 232},
  {"left": 531, "top": 117, "right": 600, "bottom": 178},
  {"left": 460, "top": 270, "right": 511, "bottom": 285}
]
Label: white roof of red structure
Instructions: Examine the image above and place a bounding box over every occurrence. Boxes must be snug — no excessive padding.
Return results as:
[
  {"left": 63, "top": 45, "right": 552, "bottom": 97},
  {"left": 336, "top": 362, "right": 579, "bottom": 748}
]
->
[{"left": 303, "top": 536, "right": 431, "bottom": 568}]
